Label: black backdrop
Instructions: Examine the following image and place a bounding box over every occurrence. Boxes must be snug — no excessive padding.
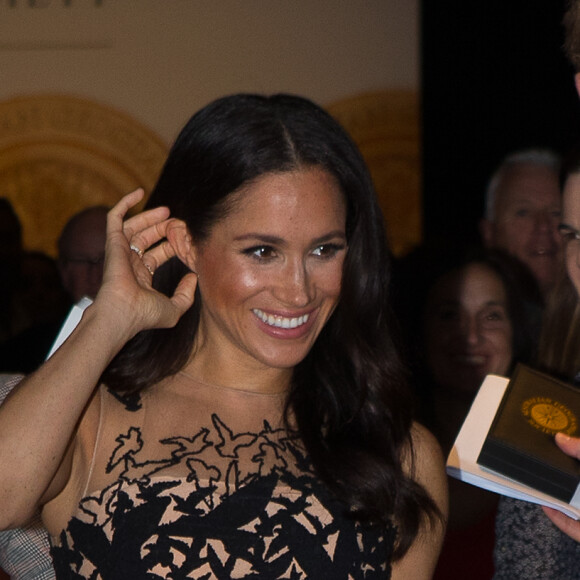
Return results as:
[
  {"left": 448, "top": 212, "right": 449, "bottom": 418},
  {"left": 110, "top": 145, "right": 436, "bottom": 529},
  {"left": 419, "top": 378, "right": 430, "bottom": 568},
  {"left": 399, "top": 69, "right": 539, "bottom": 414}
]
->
[{"left": 421, "top": 0, "right": 580, "bottom": 245}]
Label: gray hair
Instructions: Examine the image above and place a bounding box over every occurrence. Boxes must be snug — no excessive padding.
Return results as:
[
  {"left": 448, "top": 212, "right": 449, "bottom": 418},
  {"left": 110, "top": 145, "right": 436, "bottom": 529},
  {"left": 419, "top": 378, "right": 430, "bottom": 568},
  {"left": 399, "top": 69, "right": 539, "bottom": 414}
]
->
[{"left": 484, "top": 148, "right": 561, "bottom": 221}]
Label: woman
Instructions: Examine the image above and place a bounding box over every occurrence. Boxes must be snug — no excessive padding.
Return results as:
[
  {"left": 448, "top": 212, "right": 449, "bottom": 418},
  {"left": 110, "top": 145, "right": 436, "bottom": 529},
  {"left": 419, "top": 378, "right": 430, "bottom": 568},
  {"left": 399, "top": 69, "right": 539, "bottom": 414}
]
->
[
  {"left": 0, "top": 94, "right": 446, "bottom": 579},
  {"left": 393, "top": 245, "right": 543, "bottom": 580}
]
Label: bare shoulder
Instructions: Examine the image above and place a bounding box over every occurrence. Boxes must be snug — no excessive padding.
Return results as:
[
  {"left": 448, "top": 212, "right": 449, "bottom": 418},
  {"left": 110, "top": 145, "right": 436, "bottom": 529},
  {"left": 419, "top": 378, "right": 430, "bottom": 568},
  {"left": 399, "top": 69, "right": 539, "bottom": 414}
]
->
[
  {"left": 406, "top": 423, "right": 446, "bottom": 479},
  {"left": 407, "top": 422, "right": 448, "bottom": 517},
  {"left": 392, "top": 422, "right": 448, "bottom": 580}
]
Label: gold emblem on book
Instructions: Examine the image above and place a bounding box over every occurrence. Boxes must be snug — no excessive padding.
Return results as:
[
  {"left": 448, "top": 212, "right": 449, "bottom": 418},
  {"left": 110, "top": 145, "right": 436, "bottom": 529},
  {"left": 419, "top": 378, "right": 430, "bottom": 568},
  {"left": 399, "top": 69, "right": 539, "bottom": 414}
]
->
[{"left": 521, "top": 398, "right": 577, "bottom": 435}]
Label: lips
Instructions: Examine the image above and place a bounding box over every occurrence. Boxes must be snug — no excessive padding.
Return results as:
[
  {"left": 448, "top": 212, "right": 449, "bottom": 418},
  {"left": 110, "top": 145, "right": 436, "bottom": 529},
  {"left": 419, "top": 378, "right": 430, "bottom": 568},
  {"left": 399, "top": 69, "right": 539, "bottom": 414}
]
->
[
  {"left": 450, "top": 353, "right": 487, "bottom": 366},
  {"left": 252, "top": 308, "right": 310, "bottom": 329}
]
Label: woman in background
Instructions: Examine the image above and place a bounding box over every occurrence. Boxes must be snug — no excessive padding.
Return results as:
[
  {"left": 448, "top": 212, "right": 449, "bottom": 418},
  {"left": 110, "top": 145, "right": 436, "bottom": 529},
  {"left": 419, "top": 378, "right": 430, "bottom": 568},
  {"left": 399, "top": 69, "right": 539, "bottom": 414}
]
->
[{"left": 394, "top": 245, "right": 543, "bottom": 580}]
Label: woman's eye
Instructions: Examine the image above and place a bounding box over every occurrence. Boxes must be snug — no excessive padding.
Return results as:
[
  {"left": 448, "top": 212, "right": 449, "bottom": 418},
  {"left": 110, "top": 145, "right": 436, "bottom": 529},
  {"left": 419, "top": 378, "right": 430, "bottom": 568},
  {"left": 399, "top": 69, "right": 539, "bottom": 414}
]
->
[
  {"left": 312, "top": 243, "right": 345, "bottom": 258},
  {"left": 243, "top": 246, "right": 277, "bottom": 260},
  {"left": 485, "top": 311, "right": 502, "bottom": 321},
  {"left": 481, "top": 309, "right": 508, "bottom": 327}
]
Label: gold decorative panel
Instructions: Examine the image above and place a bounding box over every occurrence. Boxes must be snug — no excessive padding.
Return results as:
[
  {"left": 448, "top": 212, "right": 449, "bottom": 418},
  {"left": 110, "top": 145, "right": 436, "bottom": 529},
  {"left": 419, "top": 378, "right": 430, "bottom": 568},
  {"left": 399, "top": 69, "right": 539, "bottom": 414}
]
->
[
  {"left": 327, "top": 90, "right": 421, "bottom": 257},
  {"left": 0, "top": 94, "right": 168, "bottom": 257}
]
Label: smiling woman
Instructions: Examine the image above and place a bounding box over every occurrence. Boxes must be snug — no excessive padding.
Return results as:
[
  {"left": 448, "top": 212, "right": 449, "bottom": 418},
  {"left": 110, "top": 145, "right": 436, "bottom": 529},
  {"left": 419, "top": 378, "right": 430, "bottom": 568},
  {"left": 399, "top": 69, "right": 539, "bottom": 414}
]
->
[
  {"left": 393, "top": 243, "right": 544, "bottom": 579},
  {"left": 0, "top": 93, "right": 447, "bottom": 579}
]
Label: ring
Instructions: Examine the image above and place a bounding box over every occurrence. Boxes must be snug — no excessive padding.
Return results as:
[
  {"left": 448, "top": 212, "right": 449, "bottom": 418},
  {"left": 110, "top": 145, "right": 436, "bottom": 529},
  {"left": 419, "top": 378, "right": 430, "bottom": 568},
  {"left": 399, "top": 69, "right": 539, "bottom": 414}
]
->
[
  {"left": 130, "top": 244, "right": 144, "bottom": 259},
  {"left": 144, "top": 262, "right": 155, "bottom": 276}
]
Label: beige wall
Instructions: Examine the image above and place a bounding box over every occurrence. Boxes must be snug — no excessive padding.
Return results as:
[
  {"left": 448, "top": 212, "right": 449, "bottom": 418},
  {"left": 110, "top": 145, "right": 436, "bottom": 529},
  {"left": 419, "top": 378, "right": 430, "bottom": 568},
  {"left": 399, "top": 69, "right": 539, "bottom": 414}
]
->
[{"left": 0, "top": 0, "right": 419, "bottom": 144}]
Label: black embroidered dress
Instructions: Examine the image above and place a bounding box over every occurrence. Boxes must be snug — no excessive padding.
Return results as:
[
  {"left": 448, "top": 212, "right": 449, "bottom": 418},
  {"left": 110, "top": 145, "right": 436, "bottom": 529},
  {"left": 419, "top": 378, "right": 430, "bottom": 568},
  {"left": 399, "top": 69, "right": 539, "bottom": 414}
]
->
[{"left": 46, "top": 377, "right": 394, "bottom": 579}]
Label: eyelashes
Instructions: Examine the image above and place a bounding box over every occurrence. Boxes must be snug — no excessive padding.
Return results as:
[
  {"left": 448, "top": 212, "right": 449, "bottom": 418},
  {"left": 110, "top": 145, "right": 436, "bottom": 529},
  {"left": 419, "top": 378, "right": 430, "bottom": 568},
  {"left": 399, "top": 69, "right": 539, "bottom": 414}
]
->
[{"left": 241, "top": 243, "right": 346, "bottom": 262}]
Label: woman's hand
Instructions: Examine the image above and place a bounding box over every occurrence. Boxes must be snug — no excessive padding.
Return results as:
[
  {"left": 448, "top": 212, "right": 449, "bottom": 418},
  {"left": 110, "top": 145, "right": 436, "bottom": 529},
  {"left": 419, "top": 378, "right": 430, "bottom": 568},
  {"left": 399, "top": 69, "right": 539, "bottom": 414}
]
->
[
  {"left": 541, "top": 433, "right": 580, "bottom": 542},
  {"left": 94, "top": 189, "right": 198, "bottom": 340},
  {"left": 0, "top": 189, "right": 198, "bottom": 529}
]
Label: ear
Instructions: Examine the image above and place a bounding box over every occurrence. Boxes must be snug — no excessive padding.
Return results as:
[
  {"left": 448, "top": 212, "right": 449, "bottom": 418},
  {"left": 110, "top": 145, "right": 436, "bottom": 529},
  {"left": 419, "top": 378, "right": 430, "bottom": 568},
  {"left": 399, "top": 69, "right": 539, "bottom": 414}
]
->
[
  {"left": 575, "top": 73, "right": 580, "bottom": 98},
  {"left": 479, "top": 217, "right": 494, "bottom": 247},
  {"left": 166, "top": 219, "right": 197, "bottom": 273}
]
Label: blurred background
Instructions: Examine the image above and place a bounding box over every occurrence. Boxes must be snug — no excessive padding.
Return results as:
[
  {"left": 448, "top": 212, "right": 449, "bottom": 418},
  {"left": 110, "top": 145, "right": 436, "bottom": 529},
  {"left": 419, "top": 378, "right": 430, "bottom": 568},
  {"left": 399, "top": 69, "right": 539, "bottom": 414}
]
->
[{"left": 0, "top": 0, "right": 577, "bottom": 256}]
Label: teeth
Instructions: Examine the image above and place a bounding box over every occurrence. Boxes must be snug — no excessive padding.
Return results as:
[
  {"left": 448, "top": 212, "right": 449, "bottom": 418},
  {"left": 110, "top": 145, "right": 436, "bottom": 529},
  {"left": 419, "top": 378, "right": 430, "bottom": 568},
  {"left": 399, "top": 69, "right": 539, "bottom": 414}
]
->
[{"left": 253, "top": 309, "right": 309, "bottom": 329}]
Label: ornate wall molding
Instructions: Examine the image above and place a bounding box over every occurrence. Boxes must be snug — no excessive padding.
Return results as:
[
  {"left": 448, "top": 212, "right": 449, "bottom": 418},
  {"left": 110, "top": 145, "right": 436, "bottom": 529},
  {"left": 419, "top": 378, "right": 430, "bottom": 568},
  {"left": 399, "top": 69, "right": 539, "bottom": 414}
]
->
[
  {"left": 327, "top": 90, "right": 421, "bottom": 256},
  {"left": 0, "top": 94, "right": 168, "bottom": 256}
]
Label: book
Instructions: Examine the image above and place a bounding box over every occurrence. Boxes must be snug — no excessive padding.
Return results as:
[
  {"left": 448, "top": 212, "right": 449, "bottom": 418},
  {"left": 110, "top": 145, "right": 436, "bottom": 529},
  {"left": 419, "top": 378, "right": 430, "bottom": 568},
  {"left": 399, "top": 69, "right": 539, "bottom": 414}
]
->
[
  {"left": 45, "top": 296, "right": 93, "bottom": 359},
  {"left": 446, "top": 371, "right": 580, "bottom": 520},
  {"left": 477, "top": 364, "right": 580, "bottom": 503}
]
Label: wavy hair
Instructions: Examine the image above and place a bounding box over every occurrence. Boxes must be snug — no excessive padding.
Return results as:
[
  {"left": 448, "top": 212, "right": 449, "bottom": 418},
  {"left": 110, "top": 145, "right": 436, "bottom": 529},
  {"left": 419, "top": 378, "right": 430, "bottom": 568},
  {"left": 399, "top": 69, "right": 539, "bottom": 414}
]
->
[{"left": 101, "top": 93, "right": 440, "bottom": 557}]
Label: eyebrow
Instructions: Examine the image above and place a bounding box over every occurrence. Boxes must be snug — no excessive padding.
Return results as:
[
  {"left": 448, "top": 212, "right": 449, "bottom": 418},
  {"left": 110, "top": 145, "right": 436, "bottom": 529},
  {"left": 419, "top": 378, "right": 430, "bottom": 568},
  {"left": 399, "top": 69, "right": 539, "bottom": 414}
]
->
[{"left": 233, "top": 231, "right": 347, "bottom": 246}]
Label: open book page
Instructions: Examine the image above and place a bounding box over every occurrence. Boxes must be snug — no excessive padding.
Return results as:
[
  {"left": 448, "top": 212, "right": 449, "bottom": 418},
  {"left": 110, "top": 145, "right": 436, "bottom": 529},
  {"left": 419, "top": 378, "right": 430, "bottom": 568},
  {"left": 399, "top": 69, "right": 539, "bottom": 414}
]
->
[
  {"left": 446, "top": 374, "right": 580, "bottom": 520},
  {"left": 45, "top": 296, "right": 93, "bottom": 360}
]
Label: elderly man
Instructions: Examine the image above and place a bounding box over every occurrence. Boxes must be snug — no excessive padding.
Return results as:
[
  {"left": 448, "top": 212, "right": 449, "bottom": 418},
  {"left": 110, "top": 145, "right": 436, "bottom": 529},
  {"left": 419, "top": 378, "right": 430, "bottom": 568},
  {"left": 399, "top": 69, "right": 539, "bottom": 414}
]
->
[
  {"left": 479, "top": 148, "right": 563, "bottom": 298},
  {"left": 57, "top": 206, "right": 108, "bottom": 303}
]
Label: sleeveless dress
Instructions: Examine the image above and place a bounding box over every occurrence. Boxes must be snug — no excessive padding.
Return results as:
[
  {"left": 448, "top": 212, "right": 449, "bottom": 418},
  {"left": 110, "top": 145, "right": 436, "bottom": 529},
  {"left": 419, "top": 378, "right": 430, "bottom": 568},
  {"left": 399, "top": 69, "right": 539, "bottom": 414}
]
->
[{"left": 48, "top": 377, "right": 395, "bottom": 579}]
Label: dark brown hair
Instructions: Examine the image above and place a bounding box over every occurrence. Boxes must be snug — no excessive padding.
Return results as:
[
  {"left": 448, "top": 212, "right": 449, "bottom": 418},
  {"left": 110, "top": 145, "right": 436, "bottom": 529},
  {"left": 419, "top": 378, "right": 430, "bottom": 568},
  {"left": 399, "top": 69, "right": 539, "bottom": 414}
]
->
[{"left": 101, "top": 93, "right": 441, "bottom": 558}]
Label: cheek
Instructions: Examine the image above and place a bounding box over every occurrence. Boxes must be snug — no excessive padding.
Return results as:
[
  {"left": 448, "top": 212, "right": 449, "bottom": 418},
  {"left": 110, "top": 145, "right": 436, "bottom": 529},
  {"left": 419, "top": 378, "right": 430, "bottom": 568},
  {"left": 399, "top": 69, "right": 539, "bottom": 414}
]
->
[
  {"left": 424, "top": 321, "right": 449, "bottom": 361},
  {"left": 490, "top": 329, "right": 513, "bottom": 362},
  {"left": 309, "top": 260, "right": 344, "bottom": 301},
  {"left": 326, "top": 270, "right": 344, "bottom": 298},
  {"left": 205, "top": 266, "right": 263, "bottom": 304}
]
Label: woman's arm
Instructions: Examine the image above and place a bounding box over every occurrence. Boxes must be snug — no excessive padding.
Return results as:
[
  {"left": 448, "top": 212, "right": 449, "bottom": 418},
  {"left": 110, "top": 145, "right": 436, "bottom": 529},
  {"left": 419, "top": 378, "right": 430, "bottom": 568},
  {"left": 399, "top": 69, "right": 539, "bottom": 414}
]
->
[
  {"left": 391, "top": 423, "right": 448, "bottom": 580},
  {"left": 0, "top": 190, "right": 197, "bottom": 529}
]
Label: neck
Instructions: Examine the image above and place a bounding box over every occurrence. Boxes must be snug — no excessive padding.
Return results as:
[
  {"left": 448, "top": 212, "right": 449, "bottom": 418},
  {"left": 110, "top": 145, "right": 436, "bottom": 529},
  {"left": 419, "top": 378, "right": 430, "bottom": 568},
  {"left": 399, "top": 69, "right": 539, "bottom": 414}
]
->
[{"left": 181, "top": 354, "right": 293, "bottom": 395}]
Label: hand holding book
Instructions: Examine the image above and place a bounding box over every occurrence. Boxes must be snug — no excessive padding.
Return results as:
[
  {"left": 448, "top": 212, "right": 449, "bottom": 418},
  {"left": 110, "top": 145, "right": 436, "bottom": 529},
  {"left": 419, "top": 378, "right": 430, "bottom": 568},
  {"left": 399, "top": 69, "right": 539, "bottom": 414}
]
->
[{"left": 447, "top": 365, "right": 580, "bottom": 521}]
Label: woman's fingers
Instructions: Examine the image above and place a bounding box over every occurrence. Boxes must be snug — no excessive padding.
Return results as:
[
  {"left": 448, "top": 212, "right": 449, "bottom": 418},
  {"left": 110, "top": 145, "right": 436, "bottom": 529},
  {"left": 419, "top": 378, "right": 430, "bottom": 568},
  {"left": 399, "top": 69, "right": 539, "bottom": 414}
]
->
[
  {"left": 108, "top": 189, "right": 146, "bottom": 231},
  {"left": 169, "top": 272, "right": 198, "bottom": 318},
  {"left": 125, "top": 218, "right": 177, "bottom": 258},
  {"left": 96, "top": 189, "right": 196, "bottom": 332}
]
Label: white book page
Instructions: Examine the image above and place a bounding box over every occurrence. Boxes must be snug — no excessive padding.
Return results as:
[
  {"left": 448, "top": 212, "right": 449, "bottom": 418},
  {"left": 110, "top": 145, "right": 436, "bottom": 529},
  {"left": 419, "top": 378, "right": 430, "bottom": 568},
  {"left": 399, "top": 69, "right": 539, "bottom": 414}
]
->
[{"left": 45, "top": 296, "right": 93, "bottom": 360}]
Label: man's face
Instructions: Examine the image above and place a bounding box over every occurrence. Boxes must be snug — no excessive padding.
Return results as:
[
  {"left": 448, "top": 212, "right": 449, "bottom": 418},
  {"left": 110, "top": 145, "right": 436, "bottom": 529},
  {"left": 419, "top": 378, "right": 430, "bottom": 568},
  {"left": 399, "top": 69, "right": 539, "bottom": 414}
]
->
[
  {"left": 58, "top": 212, "right": 107, "bottom": 302},
  {"left": 483, "top": 163, "right": 562, "bottom": 296}
]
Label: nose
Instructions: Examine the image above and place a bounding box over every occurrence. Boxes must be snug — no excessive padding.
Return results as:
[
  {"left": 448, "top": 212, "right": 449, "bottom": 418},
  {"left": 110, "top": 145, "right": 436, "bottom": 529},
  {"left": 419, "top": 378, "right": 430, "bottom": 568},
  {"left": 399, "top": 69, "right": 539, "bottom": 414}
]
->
[
  {"left": 272, "top": 258, "right": 313, "bottom": 307},
  {"left": 533, "top": 210, "right": 556, "bottom": 233},
  {"left": 459, "top": 315, "right": 480, "bottom": 346}
]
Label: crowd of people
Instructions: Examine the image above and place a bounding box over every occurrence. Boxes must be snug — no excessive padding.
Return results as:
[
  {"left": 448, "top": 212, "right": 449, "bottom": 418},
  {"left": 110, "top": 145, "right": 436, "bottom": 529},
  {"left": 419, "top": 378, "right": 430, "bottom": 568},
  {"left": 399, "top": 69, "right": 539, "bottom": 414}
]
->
[{"left": 2, "top": 2, "right": 580, "bottom": 579}]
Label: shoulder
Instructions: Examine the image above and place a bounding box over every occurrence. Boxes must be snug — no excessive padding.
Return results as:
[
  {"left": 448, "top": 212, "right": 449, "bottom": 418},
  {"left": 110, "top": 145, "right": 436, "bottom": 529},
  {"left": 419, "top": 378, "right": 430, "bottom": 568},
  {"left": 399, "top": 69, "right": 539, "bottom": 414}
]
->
[
  {"left": 405, "top": 422, "right": 448, "bottom": 524},
  {"left": 391, "top": 422, "right": 449, "bottom": 580},
  {"left": 404, "top": 422, "right": 447, "bottom": 492}
]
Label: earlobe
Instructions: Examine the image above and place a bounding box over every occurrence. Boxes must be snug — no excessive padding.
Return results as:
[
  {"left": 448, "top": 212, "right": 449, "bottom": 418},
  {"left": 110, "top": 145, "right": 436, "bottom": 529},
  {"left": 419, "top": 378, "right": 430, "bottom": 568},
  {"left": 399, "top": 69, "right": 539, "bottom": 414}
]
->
[{"left": 166, "top": 219, "right": 197, "bottom": 273}]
